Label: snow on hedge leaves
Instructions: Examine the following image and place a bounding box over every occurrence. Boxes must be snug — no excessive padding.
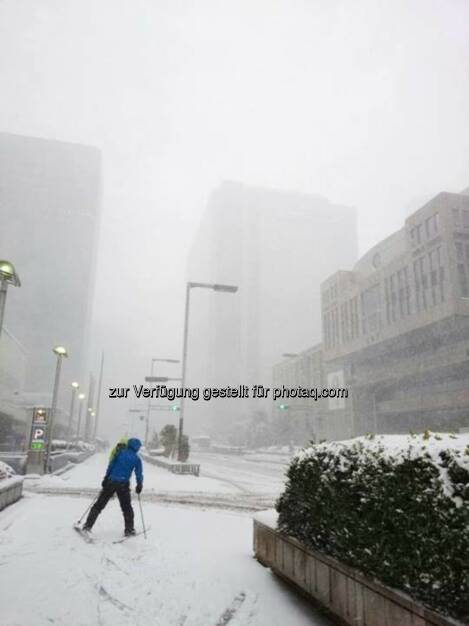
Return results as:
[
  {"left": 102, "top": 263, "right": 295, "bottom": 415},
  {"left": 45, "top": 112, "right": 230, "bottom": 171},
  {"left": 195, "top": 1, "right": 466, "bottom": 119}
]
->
[{"left": 276, "top": 432, "right": 469, "bottom": 620}]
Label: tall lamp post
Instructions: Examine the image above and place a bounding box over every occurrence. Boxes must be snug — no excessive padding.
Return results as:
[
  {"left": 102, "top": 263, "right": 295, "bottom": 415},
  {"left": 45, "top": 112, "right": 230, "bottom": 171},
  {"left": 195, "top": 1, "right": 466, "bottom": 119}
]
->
[
  {"left": 145, "top": 358, "right": 179, "bottom": 447},
  {"left": 76, "top": 393, "right": 86, "bottom": 441},
  {"left": 177, "top": 281, "right": 238, "bottom": 461},
  {"left": 67, "top": 382, "right": 80, "bottom": 448},
  {"left": 85, "top": 407, "right": 94, "bottom": 442},
  {"left": 44, "top": 345, "right": 68, "bottom": 473},
  {"left": 0, "top": 260, "right": 21, "bottom": 337},
  {"left": 90, "top": 411, "right": 96, "bottom": 441}
]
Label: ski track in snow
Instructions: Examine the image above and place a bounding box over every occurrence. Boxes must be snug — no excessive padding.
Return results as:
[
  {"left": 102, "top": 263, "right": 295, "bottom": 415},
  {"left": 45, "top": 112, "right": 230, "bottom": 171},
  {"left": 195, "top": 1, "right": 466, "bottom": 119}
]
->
[
  {"left": 98, "top": 584, "right": 134, "bottom": 612},
  {"left": 215, "top": 592, "right": 247, "bottom": 625}
]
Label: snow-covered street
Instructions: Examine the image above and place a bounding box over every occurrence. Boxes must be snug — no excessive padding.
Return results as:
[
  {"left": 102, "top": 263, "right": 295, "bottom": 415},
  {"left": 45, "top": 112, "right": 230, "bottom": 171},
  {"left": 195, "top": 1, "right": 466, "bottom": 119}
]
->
[
  {"left": 190, "top": 452, "right": 289, "bottom": 496},
  {"left": 1, "top": 454, "right": 334, "bottom": 626}
]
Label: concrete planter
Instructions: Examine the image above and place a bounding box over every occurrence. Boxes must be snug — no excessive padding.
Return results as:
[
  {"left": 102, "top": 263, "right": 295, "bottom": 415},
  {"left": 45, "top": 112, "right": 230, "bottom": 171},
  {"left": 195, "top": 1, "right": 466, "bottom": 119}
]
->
[
  {"left": 0, "top": 476, "right": 24, "bottom": 511},
  {"left": 253, "top": 514, "right": 466, "bottom": 626}
]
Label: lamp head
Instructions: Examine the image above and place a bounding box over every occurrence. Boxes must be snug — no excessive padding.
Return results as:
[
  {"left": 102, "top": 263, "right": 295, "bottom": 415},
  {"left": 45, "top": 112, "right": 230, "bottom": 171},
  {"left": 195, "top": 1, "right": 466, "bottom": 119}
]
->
[
  {"left": 53, "top": 345, "right": 68, "bottom": 357},
  {"left": 0, "top": 260, "right": 21, "bottom": 287},
  {"left": 212, "top": 283, "right": 238, "bottom": 293},
  {"left": 71, "top": 382, "right": 79, "bottom": 389}
]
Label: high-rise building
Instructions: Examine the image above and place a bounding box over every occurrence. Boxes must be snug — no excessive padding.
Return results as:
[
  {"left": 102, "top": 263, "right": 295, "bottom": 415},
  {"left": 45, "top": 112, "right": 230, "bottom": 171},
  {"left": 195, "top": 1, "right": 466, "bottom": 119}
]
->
[
  {"left": 0, "top": 132, "right": 101, "bottom": 429},
  {"left": 187, "top": 181, "right": 358, "bottom": 437},
  {"left": 321, "top": 188, "right": 469, "bottom": 439}
]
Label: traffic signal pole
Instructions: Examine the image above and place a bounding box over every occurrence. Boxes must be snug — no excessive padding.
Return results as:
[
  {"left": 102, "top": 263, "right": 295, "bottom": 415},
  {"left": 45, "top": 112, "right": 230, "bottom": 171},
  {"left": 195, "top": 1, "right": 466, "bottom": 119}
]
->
[{"left": 177, "top": 282, "right": 191, "bottom": 461}]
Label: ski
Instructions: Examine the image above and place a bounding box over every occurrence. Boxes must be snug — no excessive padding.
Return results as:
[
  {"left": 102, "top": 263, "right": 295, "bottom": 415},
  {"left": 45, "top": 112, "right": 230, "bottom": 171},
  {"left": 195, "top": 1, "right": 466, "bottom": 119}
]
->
[
  {"left": 73, "top": 524, "right": 95, "bottom": 544},
  {"left": 112, "top": 526, "right": 151, "bottom": 544}
]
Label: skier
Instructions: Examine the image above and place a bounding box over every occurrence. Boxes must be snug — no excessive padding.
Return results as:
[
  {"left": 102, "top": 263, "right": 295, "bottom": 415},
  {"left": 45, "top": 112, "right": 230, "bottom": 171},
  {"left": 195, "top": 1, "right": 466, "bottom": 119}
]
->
[{"left": 82, "top": 437, "right": 144, "bottom": 536}]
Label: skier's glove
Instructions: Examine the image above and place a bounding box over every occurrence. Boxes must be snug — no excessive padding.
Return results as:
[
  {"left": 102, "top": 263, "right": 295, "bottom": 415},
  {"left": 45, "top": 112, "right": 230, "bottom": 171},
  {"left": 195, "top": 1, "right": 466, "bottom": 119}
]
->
[
  {"left": 101, "top": 477, "right": 109, "bottom": 488},
  {"left": 136, "top": 483, "right": 143, "bottom": 494}
]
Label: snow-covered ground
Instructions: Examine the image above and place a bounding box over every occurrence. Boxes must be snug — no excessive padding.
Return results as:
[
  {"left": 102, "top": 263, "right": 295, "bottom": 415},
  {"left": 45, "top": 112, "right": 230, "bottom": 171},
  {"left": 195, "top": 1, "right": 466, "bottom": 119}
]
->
[{"left": 0, "top": 453, "right": 333, "bottom": 626}]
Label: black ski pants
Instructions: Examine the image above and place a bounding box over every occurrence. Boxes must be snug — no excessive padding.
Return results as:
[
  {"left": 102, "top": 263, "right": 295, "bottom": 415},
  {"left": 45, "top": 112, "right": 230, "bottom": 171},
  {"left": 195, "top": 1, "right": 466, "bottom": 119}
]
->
[{"left": 85, "top": 481, "right": 134, "bottom": 531}]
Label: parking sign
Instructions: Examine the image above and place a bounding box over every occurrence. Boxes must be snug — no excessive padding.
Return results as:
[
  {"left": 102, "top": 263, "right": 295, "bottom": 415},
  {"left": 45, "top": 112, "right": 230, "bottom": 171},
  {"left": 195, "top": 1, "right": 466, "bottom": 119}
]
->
[{"left": 29, "top": 408, "right": 49, "bottom": 451}]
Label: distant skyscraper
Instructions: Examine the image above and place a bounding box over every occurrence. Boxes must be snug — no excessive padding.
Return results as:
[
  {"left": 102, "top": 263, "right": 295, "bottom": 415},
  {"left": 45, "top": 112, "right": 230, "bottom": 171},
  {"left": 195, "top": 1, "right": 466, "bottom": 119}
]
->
[
  {"left": 0, "top": 132, "right": 101, "bottom": 422},
  {"left": 187, "top": 181, "right": 358, "bottom": 437}
]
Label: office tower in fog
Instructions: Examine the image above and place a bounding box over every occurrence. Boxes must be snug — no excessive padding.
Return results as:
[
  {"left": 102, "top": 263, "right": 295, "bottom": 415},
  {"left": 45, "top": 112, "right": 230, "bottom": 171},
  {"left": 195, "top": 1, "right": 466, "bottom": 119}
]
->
[
  {"left": 187, "top": 181, "right": 358, "bottom": 437},
  {"left": 0, "top": 133, "right": 101, "bottom": 419}
]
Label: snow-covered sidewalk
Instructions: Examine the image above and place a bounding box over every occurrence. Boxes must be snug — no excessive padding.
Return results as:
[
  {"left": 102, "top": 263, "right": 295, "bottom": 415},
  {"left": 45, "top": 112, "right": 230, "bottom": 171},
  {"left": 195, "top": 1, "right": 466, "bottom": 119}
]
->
[{"left": 0, "top": 491, "right": 333, "bottom": 626}]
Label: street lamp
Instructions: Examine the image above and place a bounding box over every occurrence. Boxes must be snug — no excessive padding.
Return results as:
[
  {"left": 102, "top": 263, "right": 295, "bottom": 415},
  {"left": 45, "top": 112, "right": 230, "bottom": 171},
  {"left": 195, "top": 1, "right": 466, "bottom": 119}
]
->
[
  {"left": 90, "top": 410, "right": 96, "bottom": 441},
  {"left": 44, "top": 345, "right": 68, "bottom": 472},
  {"left": 145, "top": 376, "right": 182, "bottom": 383},
  {"left": 85, "top": 407, "right": 94, "bottom": 442},
  {"left": 177, "top": 281, "right": 238, "bottom": 460},
  {"left": 145, "top": 357, "right": 180, "bottom": 447},
  {"left": 0, "top": 260, "right": 21, "bottom": 337},
  {"left": 76, "top": 393, "right": 86, "bottom": 441},
  {"left": 67, "top": 382, "right": 79, "bottom": 448}
]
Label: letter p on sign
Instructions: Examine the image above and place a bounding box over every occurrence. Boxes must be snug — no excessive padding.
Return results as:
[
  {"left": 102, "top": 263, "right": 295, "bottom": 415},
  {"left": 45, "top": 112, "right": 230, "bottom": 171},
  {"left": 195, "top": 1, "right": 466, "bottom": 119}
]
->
[{"left": 33, "top": 428, "right": 45, "bottom": 441}]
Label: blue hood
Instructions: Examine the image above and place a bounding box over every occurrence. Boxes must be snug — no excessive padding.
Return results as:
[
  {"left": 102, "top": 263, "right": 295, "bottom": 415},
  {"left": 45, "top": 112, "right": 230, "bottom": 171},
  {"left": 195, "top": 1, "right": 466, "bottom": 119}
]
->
[
  {"left": 127, "top": 438, "right": 142, "bottom": 452},
  {"left": 105, "top": 437, "right": 143, "bottom": 484}
]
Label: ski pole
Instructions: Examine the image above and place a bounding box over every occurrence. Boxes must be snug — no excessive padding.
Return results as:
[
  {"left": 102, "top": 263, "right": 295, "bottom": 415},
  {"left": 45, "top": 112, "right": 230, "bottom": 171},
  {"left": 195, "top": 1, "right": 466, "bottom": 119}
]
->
[
  {"left": 76, "top": 494, "right": 98, "bottom": 525},
  {"left": 137, "top": 493, "right": 147, "bottom": 539}
]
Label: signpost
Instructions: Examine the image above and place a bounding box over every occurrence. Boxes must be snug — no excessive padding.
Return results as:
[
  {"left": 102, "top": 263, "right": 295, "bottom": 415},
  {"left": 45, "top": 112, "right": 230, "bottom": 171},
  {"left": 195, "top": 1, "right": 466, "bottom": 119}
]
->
[{"left": 26, "top": 407, "right": 49, "bottom": 474}]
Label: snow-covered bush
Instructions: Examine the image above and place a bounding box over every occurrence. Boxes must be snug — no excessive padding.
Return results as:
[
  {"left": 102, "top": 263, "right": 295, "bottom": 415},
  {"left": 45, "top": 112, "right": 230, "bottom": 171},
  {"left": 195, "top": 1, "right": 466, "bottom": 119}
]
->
[
  {"left": 0, "top": 461, "right": 16, "bottom": 480},
  {"left": 276, "top": 432, "right": 469, "bottom": 620}
]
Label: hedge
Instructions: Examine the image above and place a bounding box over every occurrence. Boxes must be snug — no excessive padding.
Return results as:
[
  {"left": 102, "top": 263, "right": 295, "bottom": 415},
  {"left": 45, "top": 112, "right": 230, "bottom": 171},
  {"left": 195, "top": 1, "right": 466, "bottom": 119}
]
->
[{"left": 276, "top": 432, "right": 469, "bottom": 621}]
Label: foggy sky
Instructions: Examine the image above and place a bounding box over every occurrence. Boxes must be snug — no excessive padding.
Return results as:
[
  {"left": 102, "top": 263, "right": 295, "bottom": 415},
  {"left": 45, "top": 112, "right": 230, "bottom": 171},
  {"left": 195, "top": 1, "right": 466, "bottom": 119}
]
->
[{"left": 1, "top": 0, "right": 468, "bottom": 437}]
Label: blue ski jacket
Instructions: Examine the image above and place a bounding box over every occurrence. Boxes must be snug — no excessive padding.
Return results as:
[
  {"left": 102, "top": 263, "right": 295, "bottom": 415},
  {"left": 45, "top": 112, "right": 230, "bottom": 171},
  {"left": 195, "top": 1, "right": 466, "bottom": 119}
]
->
[{"left": 104, "top": 437, "right": 143, "bottom": 485}]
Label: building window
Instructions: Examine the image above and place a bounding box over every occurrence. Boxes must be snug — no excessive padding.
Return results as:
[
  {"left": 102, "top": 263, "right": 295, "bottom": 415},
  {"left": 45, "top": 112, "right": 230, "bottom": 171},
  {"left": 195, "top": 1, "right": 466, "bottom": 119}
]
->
[
  {"left": 384, "top": 277, "right": 391, "bottom": 324},
  {"left": 327, "top": 308, "right": 339, "bottom": 347},
  {"left": 463, "top": 210, "right": 469, "bottom": 229},
  {"left": 395, "top": 267, "right": 411, "bottom": 318},
  {"left": 419, "top": 256, "right": 428, "bottom": 310},
  {"left": 323, "top": 313, "right": 329, "bottom": 348},
  {"left": 429, "top": 250, "right": 438, "bottom": 306},
  {"left": 389, "top": 274, "right": 397, "bottom": 322},
  {"left": 413, "top": 260, "right": 421, "bottom": 312},
  {"left": 350, "top": 296, "right": 359, "bottom": 339},
  {"left": 453, "top": 208, "right": 461, "bottom": 227},
  {"left": 458, "top": 264, "right": 469, "bottom": 297},
  {"left": 410, "top": 224, "right": 422, "bottom": 246},
  {"left": 413, "top": 257, "right": 429, "bottom": 311},
  {"left": 425, "top": 213, "right": 439, "bottom": 238},
  {"left": 340, "top": 303, "right": 348, "bottom": 343},
  {"left": 436, "top": 246, "right": 445, "bottom": 303},
  {"left": 404, "top": 266, "right": 411, "bottom": 314},
  {"left": 456, "top": 241, "right": 464, "bottom": 261},
  {"left": 361, "top": 284, "right": 381, "bottom": 335}
]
